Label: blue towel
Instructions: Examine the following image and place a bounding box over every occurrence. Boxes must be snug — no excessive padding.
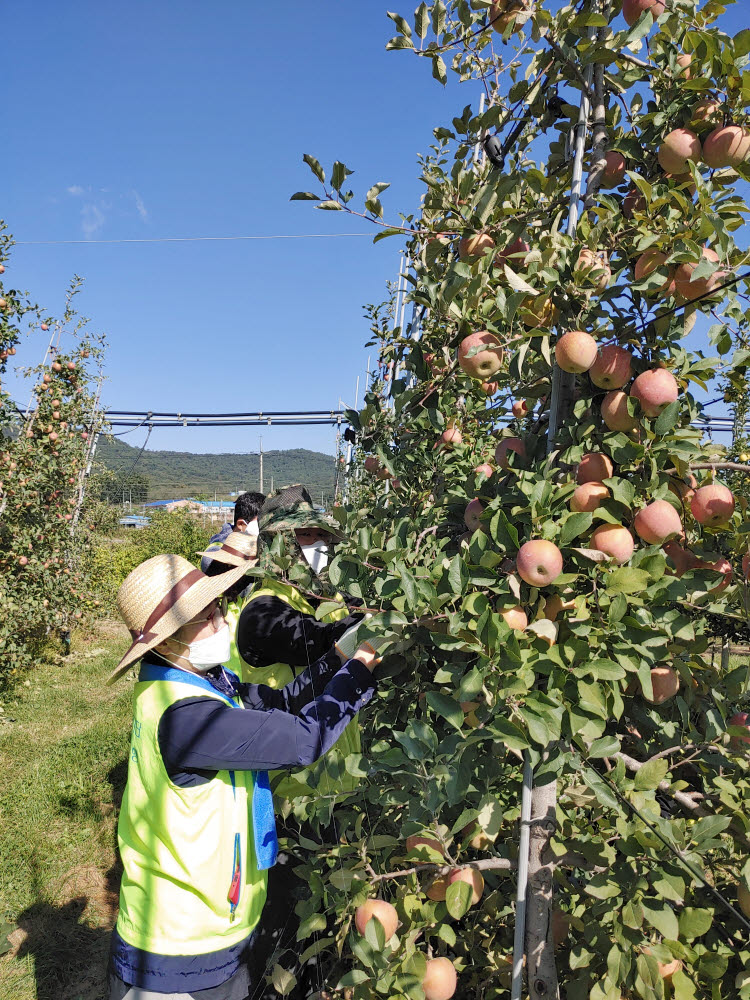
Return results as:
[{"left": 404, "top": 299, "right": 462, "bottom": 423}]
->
[
  {"left": 139, "top": 661, "right": 279, "bottom": 870},
  {"left": 252, "top": 769, "right": 279, "bottom": 869}
]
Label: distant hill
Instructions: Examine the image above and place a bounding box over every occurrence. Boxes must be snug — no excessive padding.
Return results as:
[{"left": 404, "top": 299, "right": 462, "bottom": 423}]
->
[{"left": 95, "top": 438, "right": 339, "bottom": 504}]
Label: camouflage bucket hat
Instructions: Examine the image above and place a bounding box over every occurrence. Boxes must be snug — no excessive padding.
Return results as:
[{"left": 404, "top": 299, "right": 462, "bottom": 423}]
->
[{"left": 259, "top": 484, "right": 344, "bottom": 540}]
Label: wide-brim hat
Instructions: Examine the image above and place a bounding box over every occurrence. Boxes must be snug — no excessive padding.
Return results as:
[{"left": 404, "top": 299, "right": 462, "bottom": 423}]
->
[
  {"left": 107, "top": 553, "right": 249, "bottom": 685},
  {"left": 196, "top": 530, "right": 258, "bottom": 568},
  {"left": 259, "top": 484, "right": 344, "bottom": 540}
]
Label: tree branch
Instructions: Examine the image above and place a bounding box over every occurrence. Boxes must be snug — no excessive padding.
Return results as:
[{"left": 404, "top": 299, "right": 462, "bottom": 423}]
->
[
  {"left": 690, "top": 461, "right": 750, "bottom": 472},
  {"left": 614, "top": 751, "right": 708, "bottom": 815}
]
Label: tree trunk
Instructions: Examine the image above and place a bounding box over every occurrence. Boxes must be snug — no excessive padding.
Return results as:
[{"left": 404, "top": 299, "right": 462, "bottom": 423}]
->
[{"left": 525, "top": 779, "right": 559, "bottom": 1000}]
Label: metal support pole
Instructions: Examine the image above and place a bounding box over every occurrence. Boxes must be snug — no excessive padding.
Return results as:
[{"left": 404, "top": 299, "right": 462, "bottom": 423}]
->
[
  {"left": 510, "top": 15, "right": 599, "bottom": 1000},
  {"left": 511, "top": 755, "right": 533, "bottom": 999}
]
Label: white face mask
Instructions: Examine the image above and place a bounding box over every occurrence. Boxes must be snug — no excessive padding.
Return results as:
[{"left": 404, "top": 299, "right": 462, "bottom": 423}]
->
[
  {"left": 244, "top": 519, "right": 260, "bottom": 536},
  {"left": 187, "top": 623, "right": 231, "bottom": 672},
  {"left": 300, "top": 541, "right": 329, "bottom": 575}
]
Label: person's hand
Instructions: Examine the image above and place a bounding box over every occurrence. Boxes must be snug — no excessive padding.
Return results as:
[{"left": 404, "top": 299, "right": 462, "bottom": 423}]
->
[{"left": 352, "top": 642, "right": 381, "bottom": 672}]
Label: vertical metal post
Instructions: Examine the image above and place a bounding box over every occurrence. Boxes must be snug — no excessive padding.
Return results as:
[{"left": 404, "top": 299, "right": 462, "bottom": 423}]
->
[
  {"left": 259, "top": 436, "right": 264, "bottom": 494},
  {"left": 511, "top": 16, "right": 599, "bottom": 1000},
  {"left": 511, "top": 755, "right": 533, "bottom": 999}
]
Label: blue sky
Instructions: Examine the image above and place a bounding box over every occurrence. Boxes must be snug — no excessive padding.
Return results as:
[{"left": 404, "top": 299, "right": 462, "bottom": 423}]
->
[
  {"left": 6, "top": 2, "right": 462, "bottom": 455},
  {"left": 5, "top": 2, "right": 745, "bottom": 457}
]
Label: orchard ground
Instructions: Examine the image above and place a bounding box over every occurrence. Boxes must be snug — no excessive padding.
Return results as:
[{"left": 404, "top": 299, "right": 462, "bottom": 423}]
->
[{"left": 0, "top": 620, "right": 131, "bottom": 1000}]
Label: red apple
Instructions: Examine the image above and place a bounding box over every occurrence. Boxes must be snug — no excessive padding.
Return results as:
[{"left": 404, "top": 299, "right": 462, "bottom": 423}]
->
[
  {"left": 690, "top": 483, "right": 734, "bottom": 526},
  {"left": 590, "top": 524, "right": 635, "bottom": 563},
  {"left": 658, "top": 129, "right": 701, "bottom": 174},
  {"left": 576, "top": 453, "right": 614, "bottom": 484},
  {"left": 630, "top": 369, "right": 678, "bottom": 417},
  {"left": 589, "top": 345, "right": 632, "bottom": 390},
  {"left": 464, "top": 498, "right": 484, "bottom": 532},
  {"left": 601, "top": 150, "right": 626, "bottom": 186},
  {"left": 571, "top": 481, "right": 610, "bottom": 513},
  {"left": 622, "top": 0, "right": 665, "bottom": 26},
  {"left": 644, "top": 666, "right": 680, "bottom": 704},
  {"left": 495, "top": 437, "right": 526, "bottom": 468},
  {"left": 355, "top": 899, "right": 398, "bottom": 940},
  {"left": 702, "top": 125, "right": 750, "bottom": 169},
  {"left": 601, "top": 390, "right": 638, "bottom": 432},
  {"left": 633, "top": 500, "right": 683, "bottom": 544},
  {"left": 516, "top": 540, "right": 563, "bottom": 586},
  {"left": 458, "top": 331, "right": 504, "bottom": 380},
  {"left": 555, "top": 331, "right": 598, "bottom": 374},
  {"left": 674, "top": 247, "right": 725, "bottom": 301}
]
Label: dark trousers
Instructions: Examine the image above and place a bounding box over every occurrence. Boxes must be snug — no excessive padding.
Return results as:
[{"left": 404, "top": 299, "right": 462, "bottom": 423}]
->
[{"left": 247, "top": 821, "right": 336, "bottom": 1000}]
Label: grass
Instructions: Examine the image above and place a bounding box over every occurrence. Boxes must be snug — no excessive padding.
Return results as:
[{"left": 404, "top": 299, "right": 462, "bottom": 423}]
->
[{"left": 0, "top": 620, "right": 132, "bottom": 1000}]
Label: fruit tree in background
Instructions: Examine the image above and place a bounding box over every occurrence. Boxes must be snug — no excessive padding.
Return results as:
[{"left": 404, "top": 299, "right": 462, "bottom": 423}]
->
[
  {"left": 0, "top": 227, "right": 109, "bottom": 684},
  {"left": 283, "top": 3, "right": 750, "bottom": 998}
]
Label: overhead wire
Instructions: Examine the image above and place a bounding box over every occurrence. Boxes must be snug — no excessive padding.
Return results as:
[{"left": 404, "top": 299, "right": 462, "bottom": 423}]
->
[{"left": 14, "top": 232, "right": 376, "bottom": 247}]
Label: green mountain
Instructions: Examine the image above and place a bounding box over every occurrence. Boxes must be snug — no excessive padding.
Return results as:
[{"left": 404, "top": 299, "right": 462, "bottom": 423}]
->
[{"left": 95, "top": 438, "right": 340, "bottom": 504}]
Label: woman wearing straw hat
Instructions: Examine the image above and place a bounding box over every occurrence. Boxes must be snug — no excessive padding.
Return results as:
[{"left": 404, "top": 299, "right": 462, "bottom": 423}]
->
[{"left": 108, "top": 551, "right": 380, "bottom": 1000}]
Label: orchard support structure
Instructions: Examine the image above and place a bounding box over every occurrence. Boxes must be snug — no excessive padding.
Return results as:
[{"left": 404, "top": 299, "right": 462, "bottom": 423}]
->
[{"left": 512, "top": 7, "right": 606, "bottom": 1000}]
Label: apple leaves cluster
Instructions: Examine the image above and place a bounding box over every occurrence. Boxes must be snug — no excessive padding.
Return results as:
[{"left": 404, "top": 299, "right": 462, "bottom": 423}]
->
[{"left": 282, "top": 2, "right": 750, "bottom": 999}]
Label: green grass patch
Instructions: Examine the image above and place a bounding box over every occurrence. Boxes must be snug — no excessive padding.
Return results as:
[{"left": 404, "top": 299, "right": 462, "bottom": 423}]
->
[{"left": 0, "top": 621, "right": 132, "bottom": 1000}]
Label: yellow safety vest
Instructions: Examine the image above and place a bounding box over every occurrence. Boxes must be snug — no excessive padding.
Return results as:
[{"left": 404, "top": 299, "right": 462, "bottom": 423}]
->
[{"left": 116, "top": 669, "right": 267, "bottom": 957}]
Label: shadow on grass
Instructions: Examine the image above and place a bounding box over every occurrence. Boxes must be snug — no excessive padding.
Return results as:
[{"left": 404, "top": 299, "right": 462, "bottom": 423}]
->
[{"left": 10, "top": 758, "right": 128, "bottom": 1000}]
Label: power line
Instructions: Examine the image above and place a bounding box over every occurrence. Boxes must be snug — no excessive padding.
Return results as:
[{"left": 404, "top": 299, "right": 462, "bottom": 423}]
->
[{"left": 14, "top": 232, "right": 375, "bottom": 247}]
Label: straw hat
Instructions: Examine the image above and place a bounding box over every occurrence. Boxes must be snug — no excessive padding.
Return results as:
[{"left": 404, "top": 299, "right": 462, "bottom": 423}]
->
[
  {"left": 196, "top": 530, "right": 258, "bottom": 568},
  {"left": 108, "top": 553, "right": 249, "bottom": 685}
]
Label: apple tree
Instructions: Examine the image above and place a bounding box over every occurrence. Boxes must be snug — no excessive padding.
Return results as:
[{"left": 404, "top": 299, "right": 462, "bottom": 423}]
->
[
  {"left": 0, "top": 228, "right": 109, "bottom": 684},
  {"left": 280, "top": 3, "right": 750, "bottom": 999}
]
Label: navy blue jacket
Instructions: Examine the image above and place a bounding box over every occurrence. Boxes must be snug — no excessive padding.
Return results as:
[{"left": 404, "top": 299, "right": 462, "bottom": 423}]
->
[
  {"left": 200, "top": 521, "right": 235, "bottom": 573},
  {"left": 110, "top": 650, "right": 375, "bottom": 993}
]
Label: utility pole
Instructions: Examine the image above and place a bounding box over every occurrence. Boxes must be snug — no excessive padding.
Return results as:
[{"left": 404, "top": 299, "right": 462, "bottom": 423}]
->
[{"left": 259, "top": 436, "right": 264, "bottom": 494}]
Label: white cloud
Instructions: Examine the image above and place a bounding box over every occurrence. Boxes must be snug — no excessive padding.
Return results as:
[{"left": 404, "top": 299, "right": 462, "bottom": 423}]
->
[
  {"left": 81, "top": 203, "right": 106, "bottom": 238},
  {"left": 132, "top": 190, "right": 149, "bottom": 222},
  {"left": 67, "top": 185, "right": 85, "bottom": 196}
]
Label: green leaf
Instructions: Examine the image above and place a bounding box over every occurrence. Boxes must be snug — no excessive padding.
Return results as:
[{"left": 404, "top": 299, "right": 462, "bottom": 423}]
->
[
  {"left": 606, "top": 567, "right": 652, "bottom": 595},
  {"left": 366, "top": 182, "right": 391, "bottom": 202},
  {"left": 315, "top": 600, "right": 347, "bottom": 620},
  {"left": 583, "top": 768, "right": 620, "bottom": 810},
  {"left": 387, "top": 10, "right": 413, "bottom": 36},
  {"left": 642, "top": 899, "right": 679, "bottom": 940},
  {"left": 290, "top": 191, "right": 320, "bottom": 201},
  {"left": 303, "top": 153, "right": 325, "bottom": 183},
  {"left": 633, "top": 758, "right": 669, "bottom": 791},
  {"left": 415, "top": 2, "right": 429, "bottom": 38},
  {"left": 488, "top": 717, "right": 530, "bottom": 751},
  {"left": 678, "top": 907, "right": 713, "bottom": 940},
  {"left": 560, "top": 511, "right": 593, "bottom": 546},
  {"left": 654, "top": 401, "right": 680, "bottom": 435},
  {"left": 331, "top": 161, "right": 354, "bottom": 191},
  {"left": 432, "top": 54, "right": 447, "bottom": 85},
  {"left": 317, "top": 200, "right": 343, "bottom": 211},
  {"left": 337, "top": 970, "right": 370, "bottom": 988},
  {"left": 574, "top": 658, "right": 626, "bottom": 681},
  {"left": 437, "top": 921, "right": 457, "bottom": 946},
  {"left": 689, "top": 814, "right": 731, "bottom": 848},
  {"left": 272, "top": 964, "right": 298, "bottom": 996},
  {"left": 588, "top": 735, "right": 622, "bottom": 758},
  {"left": 386, "top": 35, "right": 415, "bottom": 49},
  {"left": 445, "top": 878, "right": 473, "bottom": 918},
  {"left": 297, "top": 913, "right": 327, "bottom": 941},
  {"left": 426, "top": 691, "right": 464, "bottom": 730},
  {"left": 489, "top": 508, "right": 519, "bottom": 551}
]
